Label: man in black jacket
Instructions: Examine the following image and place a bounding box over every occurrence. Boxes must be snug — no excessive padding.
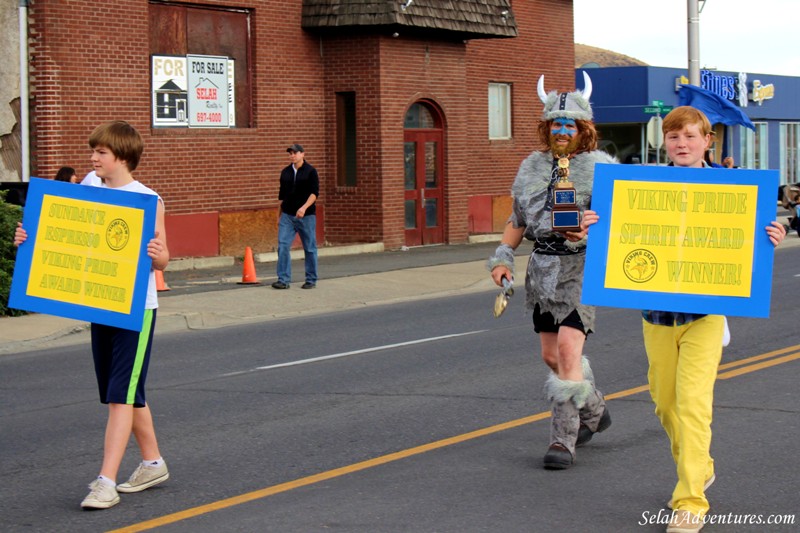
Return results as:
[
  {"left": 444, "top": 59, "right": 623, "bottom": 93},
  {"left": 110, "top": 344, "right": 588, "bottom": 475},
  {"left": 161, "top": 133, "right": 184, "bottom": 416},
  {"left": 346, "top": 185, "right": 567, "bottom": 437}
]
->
[{"left": 273, "top": 144, "right": 319, "bottom": 289}]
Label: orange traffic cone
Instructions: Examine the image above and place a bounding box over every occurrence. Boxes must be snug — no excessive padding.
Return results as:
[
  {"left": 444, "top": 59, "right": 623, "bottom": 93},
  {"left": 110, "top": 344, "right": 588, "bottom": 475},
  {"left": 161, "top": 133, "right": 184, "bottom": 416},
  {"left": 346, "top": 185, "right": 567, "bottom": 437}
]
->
[
  {"left": 155, "top": 269, "right": 170, "bottom": 291},
  {"left": 237, "top": 246, "right": 260, "bottom": 285}
]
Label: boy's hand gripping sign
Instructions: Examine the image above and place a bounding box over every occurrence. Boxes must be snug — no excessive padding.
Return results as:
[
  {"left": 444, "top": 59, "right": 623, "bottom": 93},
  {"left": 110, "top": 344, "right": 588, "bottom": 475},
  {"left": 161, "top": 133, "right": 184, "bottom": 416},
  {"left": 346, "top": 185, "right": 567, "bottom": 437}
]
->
[
  {"left": 582, "top": 164, "right": 779, "bottom": 318},
  {"left": 10, "top": 178, "right": 157, "bottom": 330}
]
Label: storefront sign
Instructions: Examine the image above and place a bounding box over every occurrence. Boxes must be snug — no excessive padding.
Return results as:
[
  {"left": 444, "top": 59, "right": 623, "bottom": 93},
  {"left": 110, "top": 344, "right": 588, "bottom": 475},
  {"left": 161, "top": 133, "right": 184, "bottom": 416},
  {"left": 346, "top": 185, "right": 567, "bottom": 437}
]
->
[
  {"left": 583, "top": 164, "right": 778, "bottom": 318},
  {"left": 737, "top": 72, "right": 749, "bottom": 107},
  {"left": 751, "top": 79, "right": 775, "bottom": 105},
  {"left": 702, "top": 69, "right": 738, "bottom": 101},
  {"left": 9, "top": 179, "right": 157, "bottom": 330},
  {"left": 675, "top": 71, "right": 776, "bottom": 109}
]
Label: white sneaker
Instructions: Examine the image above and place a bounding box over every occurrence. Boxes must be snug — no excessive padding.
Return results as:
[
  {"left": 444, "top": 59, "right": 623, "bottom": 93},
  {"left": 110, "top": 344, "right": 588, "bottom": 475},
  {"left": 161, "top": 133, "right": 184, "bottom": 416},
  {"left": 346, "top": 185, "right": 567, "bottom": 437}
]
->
[
  {"left": 722, "top": 316, "right": 730, "bottom": 347},
  {"left": 116, "top": 461, "right": 169, "bottom": 493},
  {"left": 80, "top": 478, "right": 120, "bottom": 509}
]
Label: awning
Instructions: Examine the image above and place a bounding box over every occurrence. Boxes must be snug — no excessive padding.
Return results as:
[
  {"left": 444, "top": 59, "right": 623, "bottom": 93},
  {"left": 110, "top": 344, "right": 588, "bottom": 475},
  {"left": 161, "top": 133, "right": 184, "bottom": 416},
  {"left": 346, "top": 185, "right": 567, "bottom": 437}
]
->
[{"left": 678, "top": 84, "right": 755, "bottom": 131}]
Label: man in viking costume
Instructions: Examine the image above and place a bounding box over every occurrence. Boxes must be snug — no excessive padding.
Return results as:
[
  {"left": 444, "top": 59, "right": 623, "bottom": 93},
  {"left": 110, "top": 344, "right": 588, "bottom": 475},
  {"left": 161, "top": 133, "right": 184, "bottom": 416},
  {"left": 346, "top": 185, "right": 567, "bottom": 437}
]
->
[{"left": 488, "top": 72, "right": 615, "bottom": 469}]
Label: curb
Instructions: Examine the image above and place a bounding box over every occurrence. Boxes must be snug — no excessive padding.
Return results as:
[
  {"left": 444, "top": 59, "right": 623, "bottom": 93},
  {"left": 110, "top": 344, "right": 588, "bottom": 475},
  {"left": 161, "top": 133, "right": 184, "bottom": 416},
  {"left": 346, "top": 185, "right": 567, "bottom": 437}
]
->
[{"left": 167, "top": 242, "right": 391, "bottom": 272}]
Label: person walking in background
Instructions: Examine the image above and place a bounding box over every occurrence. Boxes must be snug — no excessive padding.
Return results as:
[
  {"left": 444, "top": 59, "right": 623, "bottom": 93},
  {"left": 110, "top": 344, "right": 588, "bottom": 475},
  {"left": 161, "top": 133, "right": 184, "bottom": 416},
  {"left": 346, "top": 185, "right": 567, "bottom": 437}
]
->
[
  {"left": 703, "top": 133, "right": 735, "bottom": 169},
  {"left": 703, "top": 150, "right": 735, "bottom": 169},
  {"left": 487, "top": 73, "right": 614, "bottom": 470},
  {"left": 14, "top": 121, "right": 171, "bottom": 510},
  {"left": 703, "top": 150, "right": 725, "bottom": 168},
  {"left": 54, "top": 166, "right": 79, "bottom": 183},
  {"left": 272, "top": 143, "right": 319, "bottom": 290}
]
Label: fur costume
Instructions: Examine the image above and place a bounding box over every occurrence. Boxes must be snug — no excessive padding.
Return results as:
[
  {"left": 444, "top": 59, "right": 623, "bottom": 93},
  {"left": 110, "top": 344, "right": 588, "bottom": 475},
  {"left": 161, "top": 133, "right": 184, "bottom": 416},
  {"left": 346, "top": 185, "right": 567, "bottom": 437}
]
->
[
  {"left": 488, "top": 73, "right": 614, "bottom": 468},
  {"left": 543, "top": 357, "right": 603, "bottom": 411},
  {"left": 508, "top": 149, "right": 616, "bottom": 332}
]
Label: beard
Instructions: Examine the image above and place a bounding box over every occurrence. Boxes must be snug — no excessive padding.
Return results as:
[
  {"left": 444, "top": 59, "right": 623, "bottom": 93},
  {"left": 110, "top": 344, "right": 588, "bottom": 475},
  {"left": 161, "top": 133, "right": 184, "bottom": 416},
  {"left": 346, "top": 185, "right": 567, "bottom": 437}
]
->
[{"left": 549, "top": 134, "right": 580, "bottom": 156}]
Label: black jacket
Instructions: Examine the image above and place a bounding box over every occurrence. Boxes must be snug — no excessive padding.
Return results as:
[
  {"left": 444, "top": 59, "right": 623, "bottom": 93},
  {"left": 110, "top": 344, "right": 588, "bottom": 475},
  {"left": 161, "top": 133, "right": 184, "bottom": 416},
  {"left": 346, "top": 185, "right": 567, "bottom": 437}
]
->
[{"left": 279, "top": 161, "right": 319, "bottom": 216}]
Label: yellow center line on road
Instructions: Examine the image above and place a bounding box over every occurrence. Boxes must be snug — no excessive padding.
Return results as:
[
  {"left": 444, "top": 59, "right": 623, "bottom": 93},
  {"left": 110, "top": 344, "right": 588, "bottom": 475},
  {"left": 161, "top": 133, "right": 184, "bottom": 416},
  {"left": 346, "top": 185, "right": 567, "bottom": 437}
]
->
[
  {"left": 718, "top": 351, "right": 800, "bottom": 379},
  {"left": 717, "top": 343, "right": 800, "bottom": 372},
  {"left": 109, "top": 346, "right": 800, "bottom": 533},
  {"left": 109, "top": 412, "right": 555, "bottom": 533}
]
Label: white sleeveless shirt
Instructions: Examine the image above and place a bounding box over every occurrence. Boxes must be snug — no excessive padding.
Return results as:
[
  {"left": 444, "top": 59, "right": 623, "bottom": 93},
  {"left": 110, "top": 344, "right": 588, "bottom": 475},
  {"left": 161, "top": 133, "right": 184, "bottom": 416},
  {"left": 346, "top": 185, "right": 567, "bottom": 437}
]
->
[{"left": 82, "top": 172, "right": 162, "bottom": 309}]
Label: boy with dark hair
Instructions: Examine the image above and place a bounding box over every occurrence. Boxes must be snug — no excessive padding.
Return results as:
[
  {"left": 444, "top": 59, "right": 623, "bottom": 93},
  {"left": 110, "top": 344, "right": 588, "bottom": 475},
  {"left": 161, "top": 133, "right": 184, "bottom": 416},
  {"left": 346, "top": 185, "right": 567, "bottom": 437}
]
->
[
  {"left": 14, "top": 120, "right": 170, "bottom": 509},
  {"left": 583, "top": 106, "right": 785, "bottom": 532}
]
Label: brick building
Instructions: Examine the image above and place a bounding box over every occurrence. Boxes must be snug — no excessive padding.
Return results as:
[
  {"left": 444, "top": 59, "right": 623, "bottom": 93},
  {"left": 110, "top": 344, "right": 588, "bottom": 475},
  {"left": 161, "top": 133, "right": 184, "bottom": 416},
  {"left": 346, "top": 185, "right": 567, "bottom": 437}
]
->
[{"left": 23, "top": 0, "right": 576, "bottom": 258}]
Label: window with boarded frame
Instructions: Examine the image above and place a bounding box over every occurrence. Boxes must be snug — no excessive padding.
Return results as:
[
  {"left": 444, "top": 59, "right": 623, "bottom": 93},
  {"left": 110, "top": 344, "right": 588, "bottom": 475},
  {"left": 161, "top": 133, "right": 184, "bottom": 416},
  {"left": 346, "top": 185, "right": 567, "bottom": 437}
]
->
[{"left": 149, "top": 1, "right": 252, "bottom": 127}]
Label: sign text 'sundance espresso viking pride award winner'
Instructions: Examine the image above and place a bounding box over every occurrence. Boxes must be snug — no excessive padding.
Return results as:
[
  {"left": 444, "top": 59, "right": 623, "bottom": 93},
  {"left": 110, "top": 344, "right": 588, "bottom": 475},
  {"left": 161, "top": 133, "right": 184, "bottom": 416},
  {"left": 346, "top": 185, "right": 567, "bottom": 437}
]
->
[
  {"left": 9, "top": 178, "right": 156, "bottom": 330},
  {"left": 551, "top": 156, "right": 581, "bottom": 232}
]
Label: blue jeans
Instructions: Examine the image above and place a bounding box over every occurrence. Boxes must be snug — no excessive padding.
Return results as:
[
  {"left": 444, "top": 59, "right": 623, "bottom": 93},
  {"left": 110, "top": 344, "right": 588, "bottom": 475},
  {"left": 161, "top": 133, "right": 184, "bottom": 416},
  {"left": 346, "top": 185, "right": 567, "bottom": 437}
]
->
[{"left": 277, "top": 212, "right": 318, "bottom": 284}]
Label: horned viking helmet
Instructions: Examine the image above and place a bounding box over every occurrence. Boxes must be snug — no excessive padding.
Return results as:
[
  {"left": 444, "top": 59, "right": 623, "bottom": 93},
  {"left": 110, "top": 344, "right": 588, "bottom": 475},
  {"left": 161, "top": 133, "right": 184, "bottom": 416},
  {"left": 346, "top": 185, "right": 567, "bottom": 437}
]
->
[{"left": 538, "top": 71, "right": 593, "bottom": 122}]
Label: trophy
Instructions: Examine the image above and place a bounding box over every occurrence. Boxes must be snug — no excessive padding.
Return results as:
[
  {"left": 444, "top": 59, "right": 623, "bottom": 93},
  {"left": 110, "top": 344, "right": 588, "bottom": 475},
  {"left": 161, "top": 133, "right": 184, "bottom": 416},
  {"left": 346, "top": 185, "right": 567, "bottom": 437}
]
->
[{"left": 551, "top": 156, "right": 581, "bottom": 232}]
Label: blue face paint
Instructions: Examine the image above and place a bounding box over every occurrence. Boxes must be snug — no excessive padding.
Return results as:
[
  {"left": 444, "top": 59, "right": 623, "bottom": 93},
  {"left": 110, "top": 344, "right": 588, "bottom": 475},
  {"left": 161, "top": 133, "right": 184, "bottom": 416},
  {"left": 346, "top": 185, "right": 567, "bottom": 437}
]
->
[{"left": 551, "top": 118, "right": 577, "bottom": 138}]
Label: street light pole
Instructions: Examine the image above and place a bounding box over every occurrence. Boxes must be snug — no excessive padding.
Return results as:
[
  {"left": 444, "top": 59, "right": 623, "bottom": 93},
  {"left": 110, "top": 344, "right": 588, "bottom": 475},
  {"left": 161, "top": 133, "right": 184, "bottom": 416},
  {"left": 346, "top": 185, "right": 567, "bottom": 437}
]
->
[{"left": 687, "top": 0, "right": 701, "bottom": 85}]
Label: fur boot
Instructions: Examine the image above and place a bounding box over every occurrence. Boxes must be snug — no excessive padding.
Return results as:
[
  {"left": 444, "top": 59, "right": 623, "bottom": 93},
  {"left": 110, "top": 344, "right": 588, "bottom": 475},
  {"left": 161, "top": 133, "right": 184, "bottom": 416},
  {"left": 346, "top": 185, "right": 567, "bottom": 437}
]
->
[
  {"left": 542, "top": 373, "right": 593, "bottom": 469},
  {"left": 576, "top": 357, "right": 612, "bottom": 446}
]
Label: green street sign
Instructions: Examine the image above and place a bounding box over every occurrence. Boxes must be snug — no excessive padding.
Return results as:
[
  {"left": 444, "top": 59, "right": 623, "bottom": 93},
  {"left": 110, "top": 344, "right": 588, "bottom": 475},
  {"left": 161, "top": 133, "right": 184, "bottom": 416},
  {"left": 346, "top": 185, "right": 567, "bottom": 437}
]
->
[
  {"left": 644, "top": 105, "right": 674, "bottom": 114},
  {"left": 652, "top": 100, "right": 664, "bottom": 106}
]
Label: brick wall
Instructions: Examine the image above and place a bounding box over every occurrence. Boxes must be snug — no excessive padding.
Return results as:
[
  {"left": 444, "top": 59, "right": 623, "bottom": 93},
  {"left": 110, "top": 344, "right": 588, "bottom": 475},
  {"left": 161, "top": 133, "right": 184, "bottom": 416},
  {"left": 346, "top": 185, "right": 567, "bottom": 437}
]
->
[
  {"left": 465, "top": 0, "right": 576, "bottom": 217},
  {"left": 319, "top": 36, "right": 383, "bottom": 245},
  {"left": 28, "top": 0, "right": 575, "bottom": 256},
  {"left": 28, "top": 1, "right": 328, "bottom": 256},
  {"left": 378, "top": 37, "right": 470, "bottom": 248}
]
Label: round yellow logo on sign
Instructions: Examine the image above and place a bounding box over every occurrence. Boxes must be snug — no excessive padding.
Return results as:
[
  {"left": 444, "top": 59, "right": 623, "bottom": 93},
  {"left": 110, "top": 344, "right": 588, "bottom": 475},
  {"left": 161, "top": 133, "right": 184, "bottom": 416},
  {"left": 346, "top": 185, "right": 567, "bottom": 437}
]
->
[
  {"left": 623, "top": 248, "right": 658, "bottom": 283},
  {"left": 106, "top": 219, "right": 130, "bottom": 251}
]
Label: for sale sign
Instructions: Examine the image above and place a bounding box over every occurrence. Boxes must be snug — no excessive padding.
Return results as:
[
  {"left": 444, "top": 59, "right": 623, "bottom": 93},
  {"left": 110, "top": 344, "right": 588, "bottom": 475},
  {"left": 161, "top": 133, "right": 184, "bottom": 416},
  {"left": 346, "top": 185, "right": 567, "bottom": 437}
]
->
[
  {"left": 152, "top": 55, "right": 189, "bottom": 127},
  {"left": 187, "top": 54, "right": 229, "bottom": 128}
]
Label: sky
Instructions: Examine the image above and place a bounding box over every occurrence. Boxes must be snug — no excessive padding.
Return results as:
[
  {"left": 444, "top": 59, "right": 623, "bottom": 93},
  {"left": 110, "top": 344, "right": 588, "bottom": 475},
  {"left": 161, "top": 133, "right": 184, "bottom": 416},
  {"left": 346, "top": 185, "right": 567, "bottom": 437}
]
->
[{"left": 573, "top": 0, "right": 799, "bottom": 77}]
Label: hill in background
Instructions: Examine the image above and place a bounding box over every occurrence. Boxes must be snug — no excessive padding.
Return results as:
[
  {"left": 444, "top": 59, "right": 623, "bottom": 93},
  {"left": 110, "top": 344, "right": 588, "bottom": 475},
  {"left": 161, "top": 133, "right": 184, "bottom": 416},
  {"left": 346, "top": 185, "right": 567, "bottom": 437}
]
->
[{"left": 575, "top": 43, "right": 648, "bottom": 68}]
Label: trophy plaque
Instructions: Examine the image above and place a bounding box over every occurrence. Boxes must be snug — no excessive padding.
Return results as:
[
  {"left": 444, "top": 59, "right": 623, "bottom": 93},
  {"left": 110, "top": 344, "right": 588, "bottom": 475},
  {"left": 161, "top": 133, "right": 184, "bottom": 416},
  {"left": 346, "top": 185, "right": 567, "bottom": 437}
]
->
[{"left": 551, "top": 156, "right": 581, "bottom": 232}]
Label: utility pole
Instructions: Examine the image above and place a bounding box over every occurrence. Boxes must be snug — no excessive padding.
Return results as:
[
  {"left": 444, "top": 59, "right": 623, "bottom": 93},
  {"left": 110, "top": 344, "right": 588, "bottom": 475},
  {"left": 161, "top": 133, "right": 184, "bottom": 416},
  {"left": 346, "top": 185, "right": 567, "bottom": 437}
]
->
[{"left": 687, "top": 0, "right": 701, "bottom": 85}]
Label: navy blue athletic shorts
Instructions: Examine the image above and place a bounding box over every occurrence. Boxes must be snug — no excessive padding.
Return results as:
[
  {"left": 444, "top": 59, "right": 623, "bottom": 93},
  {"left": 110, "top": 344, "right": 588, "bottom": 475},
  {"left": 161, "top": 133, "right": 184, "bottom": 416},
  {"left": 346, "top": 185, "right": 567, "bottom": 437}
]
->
[{"left": 90, "top": 309, "right": 157, "bottom": 407}]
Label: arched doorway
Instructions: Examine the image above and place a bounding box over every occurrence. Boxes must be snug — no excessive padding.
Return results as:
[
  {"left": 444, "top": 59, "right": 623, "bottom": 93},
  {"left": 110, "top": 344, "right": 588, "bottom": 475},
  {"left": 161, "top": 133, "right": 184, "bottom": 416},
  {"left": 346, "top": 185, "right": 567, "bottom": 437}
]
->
[{"left": 403, "top": 101, "right": 445, "bottom": 246}]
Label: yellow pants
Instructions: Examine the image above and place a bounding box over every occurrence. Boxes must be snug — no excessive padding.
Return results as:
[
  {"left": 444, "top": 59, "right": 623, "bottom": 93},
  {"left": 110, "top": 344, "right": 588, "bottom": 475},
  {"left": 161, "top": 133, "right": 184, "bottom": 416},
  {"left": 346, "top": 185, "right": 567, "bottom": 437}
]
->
[{"left": 642, "top": 315, "right": 723, "bottom": 517}]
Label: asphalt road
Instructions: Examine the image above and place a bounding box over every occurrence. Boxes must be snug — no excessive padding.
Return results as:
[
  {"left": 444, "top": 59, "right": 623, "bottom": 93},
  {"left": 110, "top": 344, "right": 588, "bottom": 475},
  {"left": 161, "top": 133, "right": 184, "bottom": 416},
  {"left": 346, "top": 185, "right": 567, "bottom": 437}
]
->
[{"left": 1, "top": 249, "right": 799, "bottom": 532}]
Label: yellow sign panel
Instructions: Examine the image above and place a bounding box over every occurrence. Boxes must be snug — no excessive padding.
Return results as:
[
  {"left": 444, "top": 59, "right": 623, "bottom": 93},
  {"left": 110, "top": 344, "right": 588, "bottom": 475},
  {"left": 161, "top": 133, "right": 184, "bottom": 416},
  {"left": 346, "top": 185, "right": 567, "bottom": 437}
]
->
[
  {"left": 26, "top": 195, "right": 145, "bottom": 314},
  {"left": 605, "top": 180, "right": 757, "bottom": 297}
]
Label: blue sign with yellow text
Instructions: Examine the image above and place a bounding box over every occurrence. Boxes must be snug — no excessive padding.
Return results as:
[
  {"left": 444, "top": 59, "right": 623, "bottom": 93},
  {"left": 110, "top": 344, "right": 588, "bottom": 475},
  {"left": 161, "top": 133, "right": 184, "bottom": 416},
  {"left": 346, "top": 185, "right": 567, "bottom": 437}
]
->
[
  {"left": 582, "top": 164, "right": 778, "bottom": 318},
  {"left": 9, "top": 178, "right": 157, "bottom": 330}
]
